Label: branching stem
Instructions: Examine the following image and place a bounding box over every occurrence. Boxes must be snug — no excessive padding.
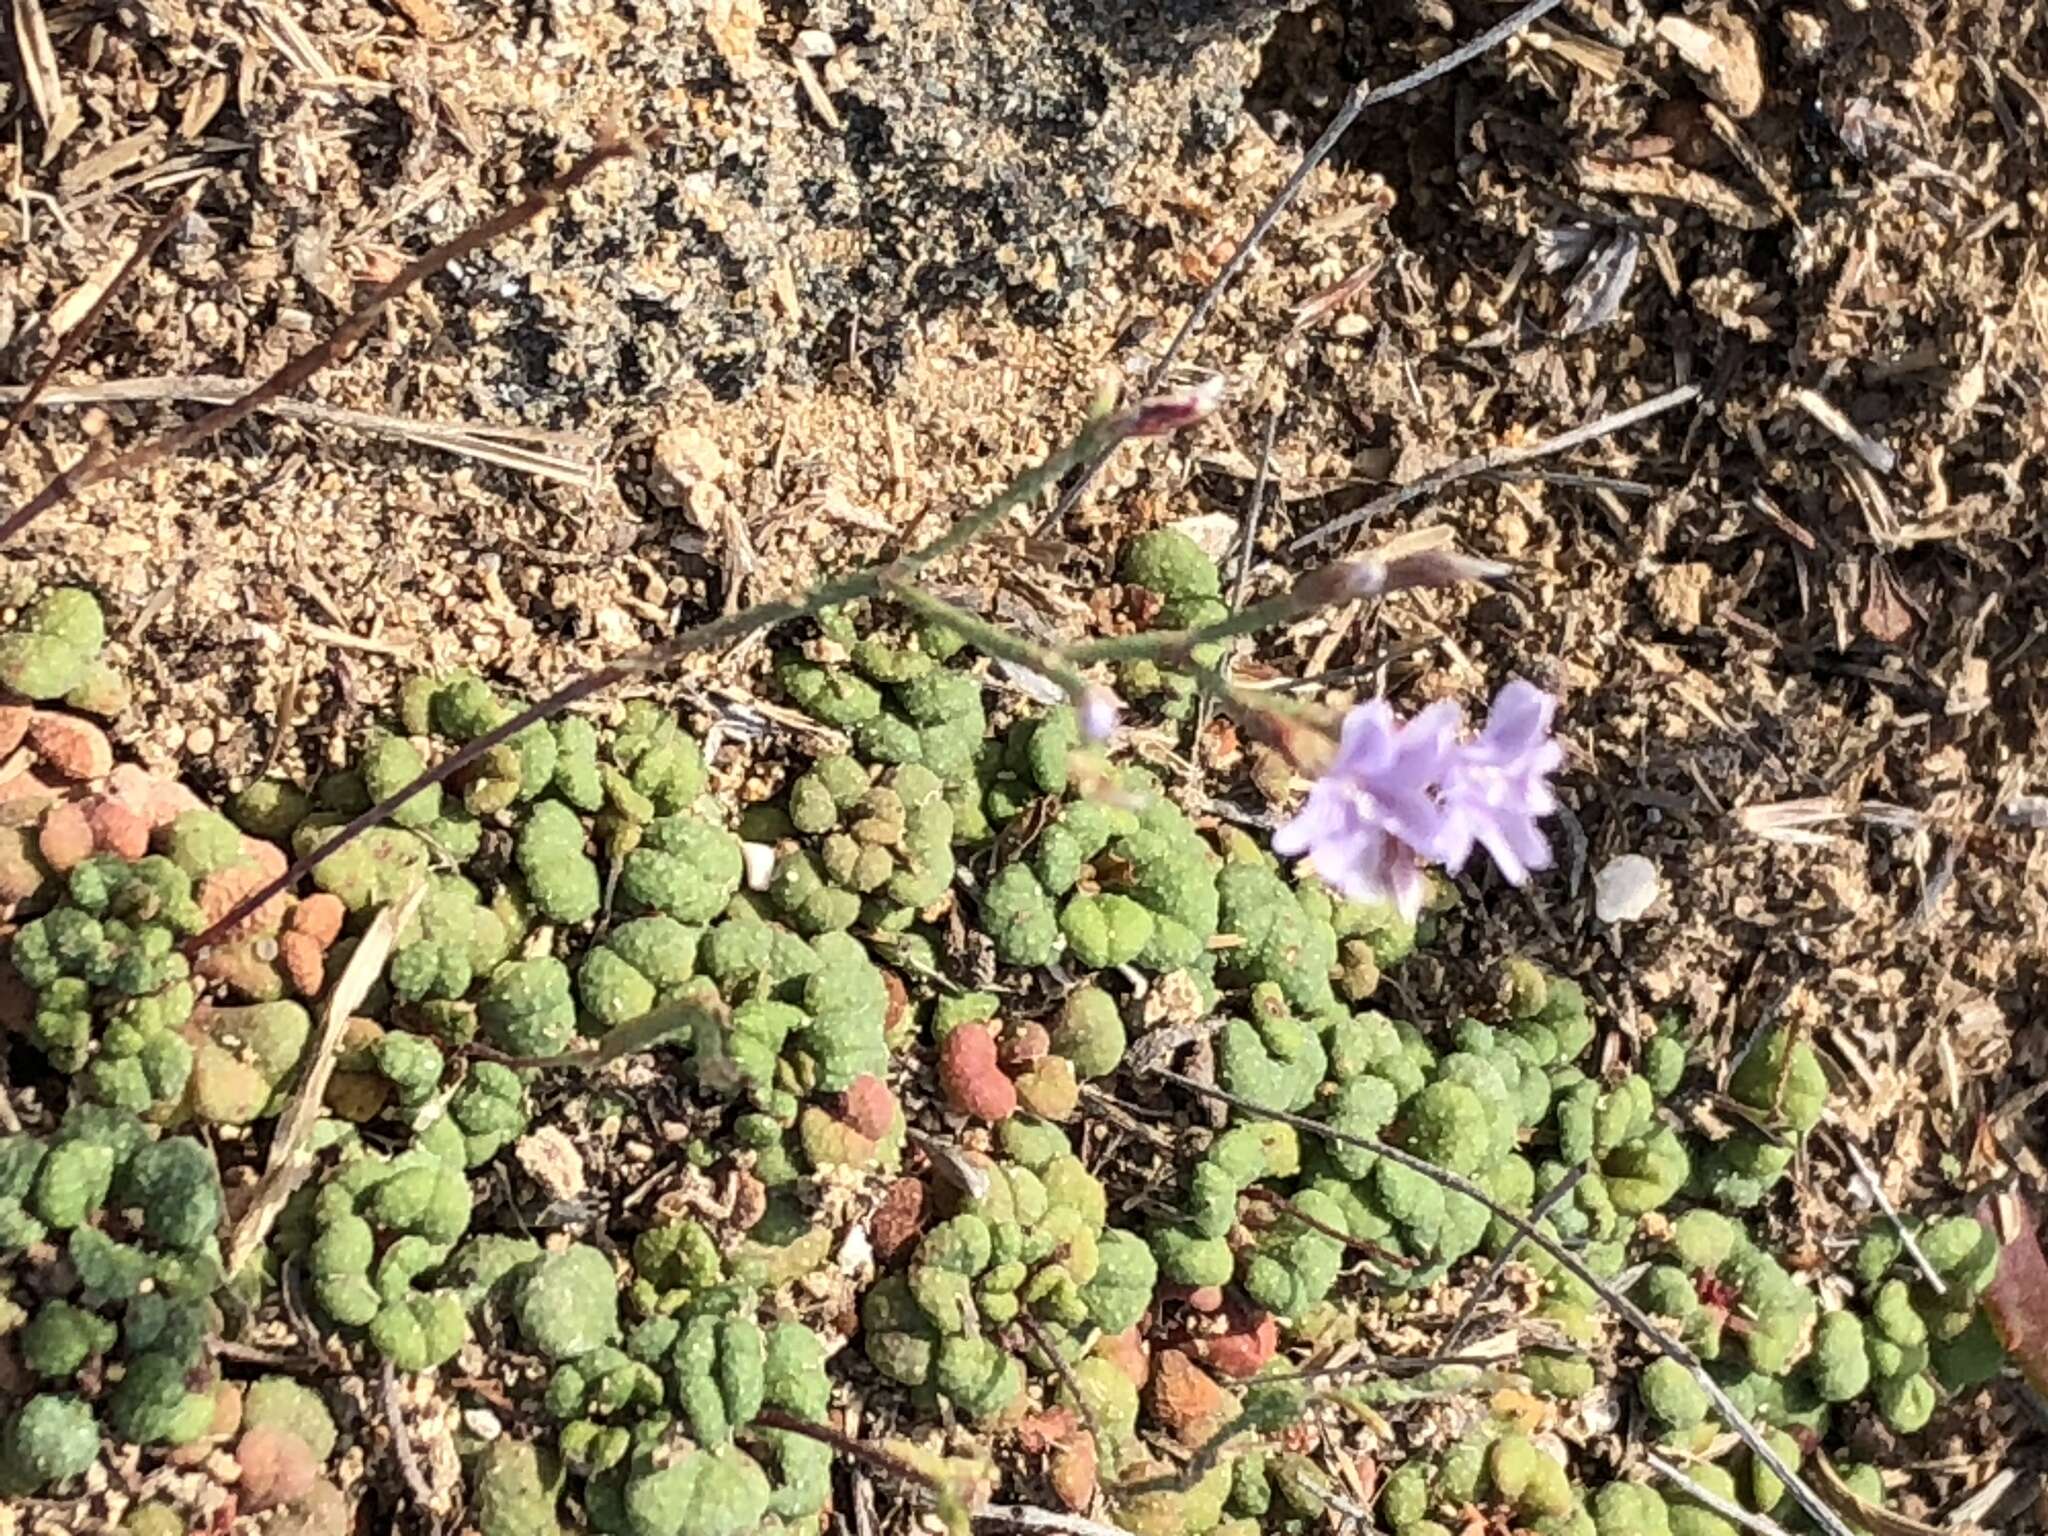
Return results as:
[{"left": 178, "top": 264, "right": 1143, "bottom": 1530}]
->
[{"left": 186, "top": 407, "right": 1141, "bottom": 952}]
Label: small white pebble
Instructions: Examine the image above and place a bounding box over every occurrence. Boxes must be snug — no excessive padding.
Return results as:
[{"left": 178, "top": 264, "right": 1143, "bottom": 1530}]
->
[
  {"left": 837, "top": 1223, "right": 873, "bottom": 1274},
  {"left": 741, "top": 840, "right": 777, "bottom": 892},
  {"left": 1594, "top": 854, "right": 1661, "bottom": 924}
]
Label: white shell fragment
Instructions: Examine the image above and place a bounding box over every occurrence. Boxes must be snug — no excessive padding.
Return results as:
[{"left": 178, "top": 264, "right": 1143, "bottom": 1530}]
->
[{"left": 1594, "top": 854, "right": 1661, "bottom": 925}]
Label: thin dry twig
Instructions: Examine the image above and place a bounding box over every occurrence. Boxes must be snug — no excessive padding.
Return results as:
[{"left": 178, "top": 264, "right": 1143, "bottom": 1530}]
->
[
  {"left": 0, "top": 374, "right": 604, "bottom": 489},
  {"left": 1439, "top": 1163, "right": 1587, "bottom": 1354},
  {"left": 1, "top": 191, "right": 198, "bottom": 450},
  {"left": 0, "top": 140, "right": 633, "bottom": 545},
  {"left": 1293, "top": 384, "right": 1703, "bottom": 550},
  {"left": 1145, "top": 1066, "right": 1862, "bottom": 1536},
  {"left": 1647, "top": 1452, "right": 1797, "bottom": 1536},
  {"left": 1831, "top": 1128, "right": 1947, "bottom": 1297},
  {"left": 1039, "top": 0, "right": 1566, "bottom": 533},
  {"left": 223, "top": 885, "right": 427, "bottom": 1274},
  {"left": 380, "top": 1360, "right": 439, "bottom": 1513}
]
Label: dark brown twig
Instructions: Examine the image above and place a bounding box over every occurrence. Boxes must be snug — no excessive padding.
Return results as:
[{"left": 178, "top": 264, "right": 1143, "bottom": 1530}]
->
[
  {"left": 1, "top": 188, "right": 199, "bottom": 451},
  {"left": 1011, "top": 1307, "right": 1106, "bottom": 1467},
  {"left": 187, "top": 667, "right": 622, "bottom": 955},
  {"left": 0, "top": 142, "right": 633, "bottom": 545},
  {"left": 752, "top": 1408, "right": 941, "bottom": 1491}
]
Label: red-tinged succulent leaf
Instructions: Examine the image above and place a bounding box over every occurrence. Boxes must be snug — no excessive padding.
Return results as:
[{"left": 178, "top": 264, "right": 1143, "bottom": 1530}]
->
[
  {"left": 1980, "top": 1191, "right": 2048, "bottom": 1394},
  {"left": 1049, "top": 1430, "right": 1099, "bottom": 1513},
  {"left": 1014, "top": 1406, "right": 1079, "bottom": 1455}
]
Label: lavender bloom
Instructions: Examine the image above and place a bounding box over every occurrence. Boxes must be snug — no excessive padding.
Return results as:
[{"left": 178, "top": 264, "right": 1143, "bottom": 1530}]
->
[
  {"left": 1271, "top": 698, "right": 1464, "bottom": 920},
  {"left": 1435, "top": 680, "right": 1564, "bottom": 886},
  {"left": 1273, "top": 682, "right": 1561, "bottom": 917},
  {"left": 1076, "top": 684, "right": 1122, "bottom": 745}
]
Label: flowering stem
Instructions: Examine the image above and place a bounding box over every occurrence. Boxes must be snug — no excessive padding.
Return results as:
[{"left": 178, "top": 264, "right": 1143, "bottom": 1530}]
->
[
  {"left": 1068, "top": 580, "right": 1338, "bottom": 665},
  {"left": 186, "top": 401, "right": 1148, "bottom": 953},
  {"left": 1073, "top": 537, "right": 1508, "bottom": 668},
  {"left": 878, "top": 578, "right": 1093, "bottom": 701}
]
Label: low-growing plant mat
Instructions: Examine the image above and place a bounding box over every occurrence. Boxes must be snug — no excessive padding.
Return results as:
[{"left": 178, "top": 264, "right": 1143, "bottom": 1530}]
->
[{"left": 0, "top": 2, "right": 2044, "bottom": 1534}]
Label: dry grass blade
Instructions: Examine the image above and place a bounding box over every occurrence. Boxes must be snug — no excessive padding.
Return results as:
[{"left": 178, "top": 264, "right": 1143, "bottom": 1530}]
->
[
  {"left": 1736, "top": 798, "right": 1924, "bottom": 845},
  {"left": 1646, "top": 1453, "right": 1796, "bottom": 1536},
  {"left": 972, "top": 1504, "right": 1133, "bottom": 1536},
  {"left": 1736, "top": 797, "right": 1853, "bottom": 845},
  {"left": 223, "top": 882, "right": 428, "bottom": 1275},
  {"left": 0, "top": 373, "right": 604, "bottom": 490},
  {"left": 0, "top": 190, "right": 198, "bottom": 451},
  {"left": 12, "top": 0, "right": 80, "bottom": 156},
  {"left": 0, "top": 139, "right": 634, "bottom": 545},
  {"left": 1293, "top": 384, "right": 1702, "bottom": 550},
  {"left": 247, "top": 0, "right": 342, "bottom": 81},
  {"left": 1145, "top": 1065, "right": 1864, "bottom": 1536}
]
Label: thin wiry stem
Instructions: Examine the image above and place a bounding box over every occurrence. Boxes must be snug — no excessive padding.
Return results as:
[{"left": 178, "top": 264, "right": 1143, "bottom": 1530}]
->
[
  {"left": 1035, "top": 0, "right": 1565, "bottom": 535},
  {"left": 187, "top": 406, "right": 1143, "bottom": 953},
  {"left": 1293, "top": 383, "right": 1702, "bottom": 551},
  {"left": 1832, "top": 1127, "right": 1947, "bottom": 1298},
  {"left": 0, "top": 142, "right": 633, "bottom": 545},
  {"left": 1646, "top": 1452, "right": 1799, "bottom": 1536},
  {"left": 1144, "top": 1065, "right": 1862, "bottom": 1536},
  {"left": 186, "top": 666, "right": 623, "bottom": 954},
  {"left": 1150, "top": 0, "right": 1566, "bottom": 384},
  {"left": 1439, "top": 1162, "right": 1587, "bottom": 1355},
  {"left": 1, "top": 188, "right": 199, "bottom": 451}
]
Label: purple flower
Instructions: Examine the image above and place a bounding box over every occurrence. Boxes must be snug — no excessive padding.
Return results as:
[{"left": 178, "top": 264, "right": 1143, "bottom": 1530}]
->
[
  {"left": 1435, "top": 680, "right": 1564, "bottom": 886},
  {"left": 1272, "top": 682, "right": 1561, "bottom": 917},
  {"left": 1271, "top": 698, "right": 1463, "bottom": 919},
  {"left": 1076, "top": 684, "right": 1123, "bottom": 745}
]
